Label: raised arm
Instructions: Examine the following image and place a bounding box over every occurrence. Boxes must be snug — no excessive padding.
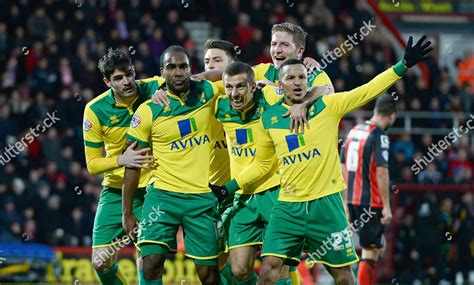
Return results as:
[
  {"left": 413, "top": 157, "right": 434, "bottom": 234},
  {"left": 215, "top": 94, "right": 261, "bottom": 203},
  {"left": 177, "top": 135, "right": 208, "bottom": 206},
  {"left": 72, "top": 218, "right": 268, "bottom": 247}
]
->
[{"left": 323, "top": 35, "right": 432, "bottom": 116}]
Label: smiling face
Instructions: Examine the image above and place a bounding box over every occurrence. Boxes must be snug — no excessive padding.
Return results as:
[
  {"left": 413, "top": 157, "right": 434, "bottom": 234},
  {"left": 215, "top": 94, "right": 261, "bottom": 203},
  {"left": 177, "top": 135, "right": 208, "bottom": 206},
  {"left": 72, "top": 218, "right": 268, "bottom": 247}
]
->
[
  {"left": 161, "top": 51, "right": 191, "bottom": 95},
  {"left": 223, "top": 73, "right": 256, "bottom": 111},
  {"left": 278, "top": 63, "right": 308, "bottom": 105},
  {"left": 104, "top": 66, "right": 136, "bottom": 99},
  {"left": 204, "top": 48, "right": 233, "bottom": 71},
  {"left": 270, "top": 31, "right": 304, "bottom": 69}
]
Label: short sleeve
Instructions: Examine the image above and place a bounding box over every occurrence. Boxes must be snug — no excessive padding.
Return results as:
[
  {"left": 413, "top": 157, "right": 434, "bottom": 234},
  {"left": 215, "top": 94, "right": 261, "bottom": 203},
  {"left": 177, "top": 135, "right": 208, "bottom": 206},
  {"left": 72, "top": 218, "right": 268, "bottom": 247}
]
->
[
  {"left": 253, "top": 63, "right": 270, "bottom": 81},
  {"left": 83, "top": 106, "right": 103, "bottom": 148},
  {"left": 262, "top": 85, "right": 283, "bottom": 106}
]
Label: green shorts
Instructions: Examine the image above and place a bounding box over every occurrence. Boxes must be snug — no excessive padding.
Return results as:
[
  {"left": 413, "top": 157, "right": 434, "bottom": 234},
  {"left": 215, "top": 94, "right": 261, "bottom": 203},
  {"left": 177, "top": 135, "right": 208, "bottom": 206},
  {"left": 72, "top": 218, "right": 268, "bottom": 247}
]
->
[
  {"left": 138, "top": 187, "right": 222, "bottom": 264},
  {"left": 229, "top": 186, "right": 279, "bottom": 249},
  {"left": 262, "top": 192, "right": 359, "bottom": 267},
  {"left": 92, "top": 186, "right": 146, "bottom": 248}
]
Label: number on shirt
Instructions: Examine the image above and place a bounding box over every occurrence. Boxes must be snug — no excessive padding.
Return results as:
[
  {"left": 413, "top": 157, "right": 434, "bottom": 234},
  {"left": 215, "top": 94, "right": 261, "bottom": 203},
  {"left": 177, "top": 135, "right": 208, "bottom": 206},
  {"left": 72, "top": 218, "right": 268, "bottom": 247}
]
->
[{"left": 346, "top": 141, "right": 360, "bottom": 172}]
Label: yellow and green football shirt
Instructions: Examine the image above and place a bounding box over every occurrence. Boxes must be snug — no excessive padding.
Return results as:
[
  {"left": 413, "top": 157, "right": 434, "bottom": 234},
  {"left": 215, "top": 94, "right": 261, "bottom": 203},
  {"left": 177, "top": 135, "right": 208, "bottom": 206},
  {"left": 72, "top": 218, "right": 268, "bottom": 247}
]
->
[
  {"left": 126, "top": 80, "right": 220, "bottom": 194},
  {"left": 232, "top": 63, "right": 407, "bottom": 202},
  {"left": 83, "top": 76, "right": 165, "bottom": 189},
  {"left": 215, "top": 89, "right": 280, "bottom": 195}
]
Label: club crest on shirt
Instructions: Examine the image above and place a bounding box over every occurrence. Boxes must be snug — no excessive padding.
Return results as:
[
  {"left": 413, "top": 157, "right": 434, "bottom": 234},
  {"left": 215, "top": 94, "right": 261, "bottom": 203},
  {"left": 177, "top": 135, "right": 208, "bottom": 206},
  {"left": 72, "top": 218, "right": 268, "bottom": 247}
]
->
[
  {"left": 325, "top": 84, "right": 335, "bottom": 94},
  {"left": 83, "top": 119, "right": 92, "bottom": 131},
  {"left": 110, "top": 115, "right": 119, "bottom": 124},
  {"left": 271, "top": 116, "right": 278, "bottom": 124},
  {"left": 131, "top": 114, "right": 141, "bottom": 128},
  {"left": 380, "top": 135, "right": 390, "bottom": 148},
  {"left": 275, "top": 87, "right": 283, "bottom": 95}
]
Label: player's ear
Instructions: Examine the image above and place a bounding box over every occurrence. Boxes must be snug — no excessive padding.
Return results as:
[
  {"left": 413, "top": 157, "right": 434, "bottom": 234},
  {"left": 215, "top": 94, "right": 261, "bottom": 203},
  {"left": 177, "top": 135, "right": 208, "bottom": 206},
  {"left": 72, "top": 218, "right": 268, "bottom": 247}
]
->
[
  {"left": 250, "top": 81, "right": 257, "bottom": 93},
  {"left": 297, "top": 46, "right": 305, "bottom": 57},
  {"left": 391, "top": 112, "right": 397, "bottom": 123},
  {"left": 103, "top": 77, "right": 111, "bottom": 88}
]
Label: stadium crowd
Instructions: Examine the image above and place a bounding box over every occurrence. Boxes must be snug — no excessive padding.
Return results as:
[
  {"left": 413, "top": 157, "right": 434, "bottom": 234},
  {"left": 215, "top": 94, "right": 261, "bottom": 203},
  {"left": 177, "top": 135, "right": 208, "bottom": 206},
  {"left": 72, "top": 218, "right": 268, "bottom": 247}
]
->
[{"left": 0, "top": 0, "right": 472, "bottom": 283}]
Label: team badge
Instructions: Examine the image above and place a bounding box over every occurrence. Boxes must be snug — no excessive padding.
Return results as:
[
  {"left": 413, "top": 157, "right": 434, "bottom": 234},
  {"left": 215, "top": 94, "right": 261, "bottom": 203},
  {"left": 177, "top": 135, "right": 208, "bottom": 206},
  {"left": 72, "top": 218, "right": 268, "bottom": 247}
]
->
[
  {"left": 110, "top": 115, "right": 119, "bottom": 124},
  {"left": 382, "top": 150, "right": 389, "bottom": 162},
  {"left": 83, "top": 119, "right": 92, "bottom": 131},
  {"left": 275, "top": 87, "right": 283, "bottom": 95},
  {"left": 131, "top": 114, "right": 141, "bottom": 128},
  {"left": 325, "top": 84, "right": 335, "bottom": 94},
  {"left": 380, "top": 135, "right": 390, "bottom": 148}
]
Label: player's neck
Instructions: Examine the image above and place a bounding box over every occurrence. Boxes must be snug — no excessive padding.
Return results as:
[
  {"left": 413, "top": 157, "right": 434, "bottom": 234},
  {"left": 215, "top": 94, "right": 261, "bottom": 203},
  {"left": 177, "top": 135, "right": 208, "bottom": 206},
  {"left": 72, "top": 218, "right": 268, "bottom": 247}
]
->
[
  {"left": 368, "top": 116, "right": 387, "bottom": 129},
  {"left": 283, "top": 97, "right": 302, "bottom": 106},
  {"left": 114, "top": 93, "right": 137, "bottom": 106}
]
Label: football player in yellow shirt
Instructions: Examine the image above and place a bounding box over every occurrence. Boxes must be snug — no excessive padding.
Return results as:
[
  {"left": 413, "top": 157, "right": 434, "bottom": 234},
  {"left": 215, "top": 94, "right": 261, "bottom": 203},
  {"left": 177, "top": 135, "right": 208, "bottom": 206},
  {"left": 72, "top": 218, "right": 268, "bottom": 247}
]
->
[
  {"left": 83, "top": 49, "right": 164, "bottom": 284},
  {"left": 212, "top": 35, "right": 432, "bottom": 284},
  {"left": 213, "top": 61, "right": 326, "bottom": 285},
  {"left": 122, "top": 45, "right": 223, "bottom": 285}
]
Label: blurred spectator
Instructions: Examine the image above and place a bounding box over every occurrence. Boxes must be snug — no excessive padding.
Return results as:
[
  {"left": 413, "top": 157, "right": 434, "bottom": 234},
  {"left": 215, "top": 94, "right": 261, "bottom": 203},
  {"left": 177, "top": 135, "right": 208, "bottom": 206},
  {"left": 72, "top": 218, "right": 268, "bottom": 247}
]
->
[
  {"left": 26, "top": 8, "right": 53, "bottom": 41},
  {"left": 41, "top": 128, "right": 61, "bottom": 163},
  {"left": 418, "top": 164, "right": 442, "bottom": 184},
  {"left": 448, "top": 149, "right": 473, "bottom": 183},
  {"left": 457, "top": 51, "right": 474, "bottom": 93},
  {"left": 232, "top": 13, "right": 255, "bottom": 49},
  {"left": 392, "top": 134, "right": 415, "bottom": 160}
]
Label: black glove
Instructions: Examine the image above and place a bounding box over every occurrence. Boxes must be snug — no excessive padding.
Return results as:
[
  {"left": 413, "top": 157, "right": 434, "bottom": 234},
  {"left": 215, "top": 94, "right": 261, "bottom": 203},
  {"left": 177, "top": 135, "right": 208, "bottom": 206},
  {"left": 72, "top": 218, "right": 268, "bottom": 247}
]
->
[
  {"left": 209, "top": 183, "right": 229, "bottom": 202},
  {"left": 403, "top": 35, "right": 433, "bottom": 68}
]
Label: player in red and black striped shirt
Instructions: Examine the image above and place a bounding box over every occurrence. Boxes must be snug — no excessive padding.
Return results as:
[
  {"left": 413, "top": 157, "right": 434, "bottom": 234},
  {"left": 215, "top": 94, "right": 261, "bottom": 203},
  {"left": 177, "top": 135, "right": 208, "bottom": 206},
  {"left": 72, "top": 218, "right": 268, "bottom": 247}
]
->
[{"left": 341, "top": 94, "right": 398, "bottom": 285}]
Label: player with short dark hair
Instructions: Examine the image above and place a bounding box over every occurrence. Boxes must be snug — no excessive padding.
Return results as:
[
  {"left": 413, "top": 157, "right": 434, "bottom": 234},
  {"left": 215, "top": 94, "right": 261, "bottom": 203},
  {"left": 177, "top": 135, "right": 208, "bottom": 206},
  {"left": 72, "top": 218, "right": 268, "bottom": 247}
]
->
[
  {"left": 123, "top": 45, "right": 222, "bottom": 285},
  {"left": 84, "top": 48, "right": 164, "bottom": 284},
  {"left": 213, "top": 61, "right": 321, "bottom": 285},
  {"left": 204, "top": 39, "right": 238, "bottom": 70},
  {"left": 341, "top": 93, "right": 398, "bottom": 285}
]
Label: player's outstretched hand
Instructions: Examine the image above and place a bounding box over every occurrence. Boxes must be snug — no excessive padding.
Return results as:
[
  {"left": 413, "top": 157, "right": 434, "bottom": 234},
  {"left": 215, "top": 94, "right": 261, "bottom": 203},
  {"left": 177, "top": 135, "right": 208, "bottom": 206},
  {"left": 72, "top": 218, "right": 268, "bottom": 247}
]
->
[
  {"left": 403, "top": 35, "right": 433, "bottom": 68},
  {"left": 209, "top": 183, "right": 230, "bottom": 203},
  {"left": 151, "top": 89, "right": 170, "bottom": 106},
  {"left": 118, "top": 141, "right": 153, "bottom": 169}
]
